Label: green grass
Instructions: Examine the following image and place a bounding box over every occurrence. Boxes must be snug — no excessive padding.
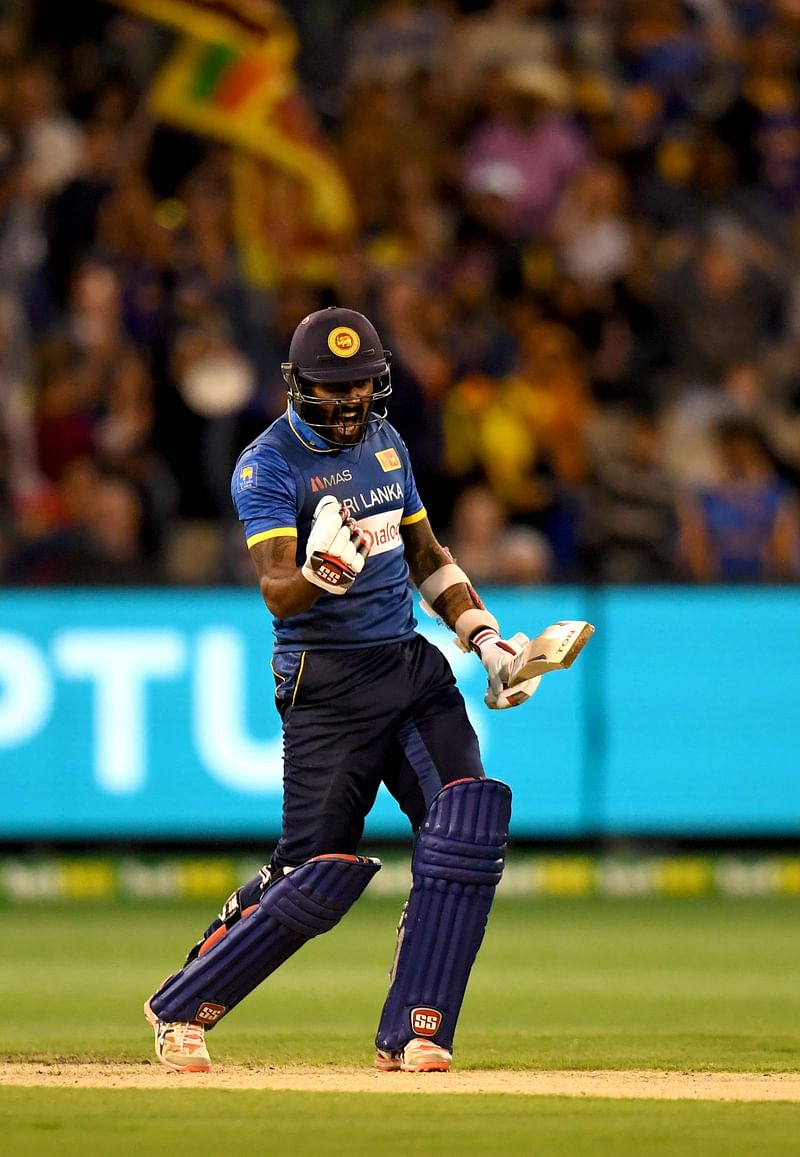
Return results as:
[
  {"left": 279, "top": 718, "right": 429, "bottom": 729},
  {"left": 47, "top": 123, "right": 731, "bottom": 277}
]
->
[
  {"left": 4, "top": 897, "right": 800, "bottom": 1157},
  {"left": 3, "top": 1089, "right": 800, "bottom": 1157},
  {"left": 2, "top": 896, "right": 800, "bottom": 1071}
]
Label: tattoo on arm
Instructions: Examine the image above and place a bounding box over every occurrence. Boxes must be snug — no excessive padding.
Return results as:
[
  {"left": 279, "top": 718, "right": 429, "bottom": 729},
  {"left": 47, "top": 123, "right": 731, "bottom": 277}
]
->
[
  {"left": 432, "top": 584, "right": 475, "bottom": 631},
  {"left": 268, "top": 537, "right": 298, "bottom": 568}
]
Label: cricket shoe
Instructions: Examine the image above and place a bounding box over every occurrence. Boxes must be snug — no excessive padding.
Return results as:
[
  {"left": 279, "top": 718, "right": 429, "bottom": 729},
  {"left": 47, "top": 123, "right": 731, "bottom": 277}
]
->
[
  {"left": 375, "top": 1038, "right": 452, "bottom": 1073},
  {"left": 144, "top": 997, "right": 212, "bottom": 1073}
]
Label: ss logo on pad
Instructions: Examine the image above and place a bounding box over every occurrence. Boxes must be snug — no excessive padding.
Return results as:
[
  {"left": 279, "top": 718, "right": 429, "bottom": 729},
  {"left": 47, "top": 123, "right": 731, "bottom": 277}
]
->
[{"left": 410, "top": 1007, "right": 442, "bottom": 1036}]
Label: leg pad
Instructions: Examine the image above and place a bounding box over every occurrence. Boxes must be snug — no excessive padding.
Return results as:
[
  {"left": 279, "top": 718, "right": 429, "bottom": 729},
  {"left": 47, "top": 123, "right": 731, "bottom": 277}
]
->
[
  {"left": 375, "top": 777, "right": 511, "bottom": 1053},
  {"left": 150, "top": 854, "right": 380, "bottom": 1027}
]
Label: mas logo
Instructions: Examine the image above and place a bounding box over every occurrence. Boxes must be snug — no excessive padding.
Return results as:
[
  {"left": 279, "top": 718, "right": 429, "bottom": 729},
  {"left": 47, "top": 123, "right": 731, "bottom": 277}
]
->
[
  {"left": 375, "top": 448, "right": 401, "bottom": 472},
  {"left": 238, "top": 463, "right": 258, "bottom": 490},
  {"left": 310, "top": 469, "right": 353, "bottom": 494},
  {"left": 327, "top": 326, "right": 360, "bottom": 358}
]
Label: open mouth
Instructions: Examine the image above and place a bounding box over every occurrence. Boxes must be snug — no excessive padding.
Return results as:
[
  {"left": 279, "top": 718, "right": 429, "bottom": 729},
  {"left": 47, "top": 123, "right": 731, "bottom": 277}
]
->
[{"left": 337, "top": 408, "right": 363, "bottom": 435}]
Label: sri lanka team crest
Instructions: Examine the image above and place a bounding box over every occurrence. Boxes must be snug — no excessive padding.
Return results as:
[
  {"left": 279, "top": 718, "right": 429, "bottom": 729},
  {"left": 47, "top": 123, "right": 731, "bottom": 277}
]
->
[
  {"left": 327, "top": 326, "right": 360, "bottom": 357},
  {"left": 375, "top": 448, "right": 401, "bottom": 472},
  {"left": 238, "top": 463, "right": 258, "bottom": 489}
]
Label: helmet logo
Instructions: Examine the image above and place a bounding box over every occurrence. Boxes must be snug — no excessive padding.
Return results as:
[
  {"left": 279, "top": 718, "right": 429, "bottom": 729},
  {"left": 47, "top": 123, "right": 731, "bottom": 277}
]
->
[{"left": 327, "top": 326, "right": 360, "bottom": 357}]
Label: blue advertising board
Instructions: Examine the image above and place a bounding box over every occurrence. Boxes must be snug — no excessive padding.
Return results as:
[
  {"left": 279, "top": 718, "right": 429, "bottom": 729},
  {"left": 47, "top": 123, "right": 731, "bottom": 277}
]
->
[
  {"left": 600, "top": 588, "right": 800, "bottom": 834},
  {"left": 1, "top": 588, "right": 798, "bottom": 838}
]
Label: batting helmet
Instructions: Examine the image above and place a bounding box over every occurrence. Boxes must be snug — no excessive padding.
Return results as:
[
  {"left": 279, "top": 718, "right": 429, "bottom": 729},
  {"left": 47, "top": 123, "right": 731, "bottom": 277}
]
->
[{"left": 281, "top": 306, "right": 392, "bottom": 445}]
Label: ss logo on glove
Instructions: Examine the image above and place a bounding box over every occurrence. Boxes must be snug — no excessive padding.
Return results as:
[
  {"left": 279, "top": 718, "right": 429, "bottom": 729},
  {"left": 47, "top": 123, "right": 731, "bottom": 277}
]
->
[{"left": 301, "top": 495, "right": 373, "bottom": 596}]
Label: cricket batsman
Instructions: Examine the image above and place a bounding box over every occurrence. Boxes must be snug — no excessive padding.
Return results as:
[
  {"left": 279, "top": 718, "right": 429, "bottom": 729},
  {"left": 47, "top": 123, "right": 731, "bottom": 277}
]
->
[{"left": 144, "top": 306, "right": 592, "bottom": 1073}]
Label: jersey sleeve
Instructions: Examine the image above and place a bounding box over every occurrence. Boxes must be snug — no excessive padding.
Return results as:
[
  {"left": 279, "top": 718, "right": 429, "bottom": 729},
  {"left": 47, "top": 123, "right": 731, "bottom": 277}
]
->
[
  {"left": 393, "top": 431, "right": 426, "bottom": 526},
  {"left": 231, "top": 445, "right": 298, "bottom": 548}
]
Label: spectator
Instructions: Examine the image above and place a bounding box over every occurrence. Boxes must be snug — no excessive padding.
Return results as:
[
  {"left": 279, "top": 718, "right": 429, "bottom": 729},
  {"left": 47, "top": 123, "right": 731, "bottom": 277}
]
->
[
  {"left": 653, "top": 228, "right": 782, "bottom": 388},
  {"left": 446, "top": 0, "right": 561, "bottom": 104},
  {"left": 35, "top": 259, "right": 153, "bottom": 482},
  {"left": 582, "top": 407, "right": 678, "bottom": 583},
  {"left": 662, "top": 358, "right": 800, "bottom": 488},
  {"left": 717, "top": 18, "right": 800, "bottom": 213},
  {"left": 376, "top": 276, "right": 453, "bottom": 528},
  {"left": 43, "top": 119, "right": 118, "bottom": 309},
  {"left": 443, "top": 317, "right": 591, "bottom": 573},
  {"left": 553, "top": 160, "right": 634, "bottom": 288},
  {"left": 678, "top": 417, "right": 800, "bottom": 582},
  {"left": 2, "top": 60, "right": 85, "bottom": 200},
  {"left": 461, "top": 60, "right": 591, "bottom": 240},
  {"left": 446, "top": 482, "right": 553, "bottom": 585},
  {"left": 59, "top": 473, "right": 160, "bottom": 586}
]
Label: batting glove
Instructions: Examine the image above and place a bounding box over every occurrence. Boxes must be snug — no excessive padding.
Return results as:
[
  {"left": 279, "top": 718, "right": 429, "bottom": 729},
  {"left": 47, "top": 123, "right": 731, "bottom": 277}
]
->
[
  {"left": 301, "top": 495, "right": 372, "bottom": 596},
  {"left": 471, "top": 627, "right": 541, "bottom": 710}
]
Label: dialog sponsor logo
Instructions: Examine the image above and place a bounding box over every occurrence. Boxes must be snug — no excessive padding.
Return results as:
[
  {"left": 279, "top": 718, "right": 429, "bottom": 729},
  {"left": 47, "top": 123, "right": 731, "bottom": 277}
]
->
[{"left": 354, "top": 509, "right": 403, "bottom": 556}]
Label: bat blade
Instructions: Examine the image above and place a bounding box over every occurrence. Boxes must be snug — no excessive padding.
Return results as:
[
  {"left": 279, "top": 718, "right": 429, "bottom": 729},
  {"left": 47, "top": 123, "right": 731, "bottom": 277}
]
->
[{"left": 508, "top": 621, "right": 595, "bottom": 686}]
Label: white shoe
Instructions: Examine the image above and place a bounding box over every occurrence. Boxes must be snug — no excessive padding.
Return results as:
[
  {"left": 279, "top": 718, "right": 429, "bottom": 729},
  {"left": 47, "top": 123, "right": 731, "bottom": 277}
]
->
[
  {"left": 375, "top": 1038, "right": 452, "bottom": 1073},
  {"left": 401, "top": 1038, "right": 452, "bottom": 1072},
  {"left": 374, "top": 1047, "right": 402, "bottom": 1072},
  {"left": 144, "top": 997, "right": 212, "bottom": 1073}
]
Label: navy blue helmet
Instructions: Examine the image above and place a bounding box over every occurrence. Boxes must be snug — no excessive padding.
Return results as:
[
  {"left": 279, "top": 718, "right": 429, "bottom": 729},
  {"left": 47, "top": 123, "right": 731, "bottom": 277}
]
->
[{"left": 281, "top": 306, "right": 392, "bottom": 445}]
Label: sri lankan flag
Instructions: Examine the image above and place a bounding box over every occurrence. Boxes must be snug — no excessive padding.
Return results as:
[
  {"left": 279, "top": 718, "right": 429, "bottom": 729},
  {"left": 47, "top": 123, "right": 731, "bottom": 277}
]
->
[
  {"left": 111, "top": 0, "right": 354, "bottom": 283},
  {"left": 111, "top": 0, "right": 304, "bottom": 154},
  {"left": 147, "top": 34, "right": 291, "bottom": 151}
]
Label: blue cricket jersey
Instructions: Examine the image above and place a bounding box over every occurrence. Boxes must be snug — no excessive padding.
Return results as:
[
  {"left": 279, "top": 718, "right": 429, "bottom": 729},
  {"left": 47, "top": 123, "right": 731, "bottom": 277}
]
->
[
  {"left": 232, "top": 406, "right": 426, "bottom": 651},
  {"left": 696, "top": 479, "right": 785, "bottom": 581}
]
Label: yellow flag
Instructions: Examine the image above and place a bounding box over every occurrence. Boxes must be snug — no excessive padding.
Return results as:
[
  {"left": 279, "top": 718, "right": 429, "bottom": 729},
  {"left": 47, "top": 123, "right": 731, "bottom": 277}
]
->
[{"left": 109, "top": 0, "right": 354, "bottom": 284}]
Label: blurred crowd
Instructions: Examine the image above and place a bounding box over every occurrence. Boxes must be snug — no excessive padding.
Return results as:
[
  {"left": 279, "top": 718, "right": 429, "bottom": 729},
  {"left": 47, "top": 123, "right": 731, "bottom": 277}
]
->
[{"left": 2, "top": 0, "right": 800, "bottom": 587}]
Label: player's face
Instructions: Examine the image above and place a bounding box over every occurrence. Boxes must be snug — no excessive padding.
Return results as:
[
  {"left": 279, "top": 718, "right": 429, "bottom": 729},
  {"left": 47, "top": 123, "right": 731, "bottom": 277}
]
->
[{"left": 309, "top": 378, "right": 374, "bottom": 444}]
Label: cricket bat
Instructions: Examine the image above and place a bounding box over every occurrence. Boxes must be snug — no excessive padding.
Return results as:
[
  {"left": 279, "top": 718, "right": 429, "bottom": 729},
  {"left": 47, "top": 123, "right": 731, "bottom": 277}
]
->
[{"left": 507, "top": 620, "right": 595, "bottom": 686}]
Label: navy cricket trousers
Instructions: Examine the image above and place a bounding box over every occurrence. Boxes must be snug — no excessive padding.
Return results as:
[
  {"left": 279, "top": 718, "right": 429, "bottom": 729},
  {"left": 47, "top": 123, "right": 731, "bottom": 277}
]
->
[{"left": 270, "top": 632, "right": 485, "bottom": 870}]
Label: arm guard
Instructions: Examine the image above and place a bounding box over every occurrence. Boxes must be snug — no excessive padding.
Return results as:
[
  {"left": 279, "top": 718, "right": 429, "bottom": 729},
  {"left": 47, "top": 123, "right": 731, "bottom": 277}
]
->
[{"left": 417, "top": 561, "right": 499, "bottom": 652}]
